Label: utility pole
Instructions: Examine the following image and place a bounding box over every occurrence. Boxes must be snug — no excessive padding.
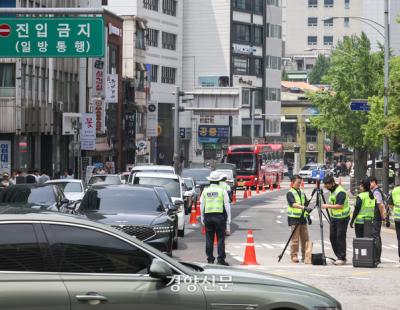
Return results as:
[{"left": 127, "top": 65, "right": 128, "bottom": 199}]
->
[
  {"left": 382, "top": 0, "right": 390, "bottom": 194},
  {"left": 250, "top": 89, "right": 255, "bottom": 144},
  {"left": 174, "top": 86, "right": 181, "bottom": 174}
]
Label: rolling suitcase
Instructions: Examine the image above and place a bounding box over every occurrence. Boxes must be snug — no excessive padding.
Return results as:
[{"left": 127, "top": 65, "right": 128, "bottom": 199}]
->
[{"left": 353, "top": 238, "right": 378, "bottom": 268}]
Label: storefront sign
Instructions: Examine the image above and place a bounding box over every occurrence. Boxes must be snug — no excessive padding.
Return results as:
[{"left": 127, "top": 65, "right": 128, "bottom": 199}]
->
[
  {"left": 198, "top": 125, "right": 229, "bottom": 144},
  {"left": 108, "top": 23, "right": 122, "bottom": 37},
  {"left": 106, "top": 74, "right": 118, "bottom": 103},
  {"left": 92, "top": 58, "right": 105, "bottom": 98},
  {"left": 0, "top": 141, "right": 11, "bottom": 175},
  {"left": 232, "top": 44, "right": 256, "bottom": 55},
  {"left": 81, "top": 113, "right": 96, "bottom": 150},
  {"left": 146, "top": 101, "right": 158, "bottom": 137},
  {"left": 93, "top": 99, "right": 105, "bottom": 134}
]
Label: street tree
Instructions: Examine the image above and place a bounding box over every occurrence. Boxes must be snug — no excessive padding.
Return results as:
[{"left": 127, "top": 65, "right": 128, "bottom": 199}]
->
[
  {"left": 308, "top": 54, "right": 330, "bottom": 84},
  {"left": 308, "top": 33, "right": 384, "bottom": 184}
]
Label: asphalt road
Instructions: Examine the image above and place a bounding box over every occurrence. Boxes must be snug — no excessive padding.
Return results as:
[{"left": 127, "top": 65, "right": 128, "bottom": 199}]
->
[{"left": 173, "top": 177, "right": 400, "bottom": 310}]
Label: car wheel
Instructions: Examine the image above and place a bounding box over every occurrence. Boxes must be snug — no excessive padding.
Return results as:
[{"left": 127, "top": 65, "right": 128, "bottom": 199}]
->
[{"left": 178, "top": 227, "right": 185, "bottom": 237}]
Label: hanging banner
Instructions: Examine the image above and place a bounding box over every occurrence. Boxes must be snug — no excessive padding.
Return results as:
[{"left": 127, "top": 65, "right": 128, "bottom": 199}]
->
[
  {"left": 146, "top": 101, "right": 158, "bottom": 137},
  {"left": 0, "top": 141, "right": 11, "bottom": 175},
  {"left": 92, "top": 58, "right": 105, "bottom": 98},
  {"left": 93, "top": 99, "right": 105, "bottom": 134},
  {"left": 81, "top": 113, "right": 96, "bottom": 150},
  {"left": 105, "top": 74, "right": 118, "bottom": 103}
]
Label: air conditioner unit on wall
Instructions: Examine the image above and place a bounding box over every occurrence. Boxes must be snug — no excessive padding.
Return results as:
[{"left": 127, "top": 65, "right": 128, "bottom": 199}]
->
[{"left": 62, "top": 113, "right": 81, "bottom": 135}]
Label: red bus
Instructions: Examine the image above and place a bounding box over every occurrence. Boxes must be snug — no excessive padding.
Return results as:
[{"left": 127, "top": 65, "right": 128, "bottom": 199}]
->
[{"left": 226, "top": 144, "right": 284, "bottom": 188}]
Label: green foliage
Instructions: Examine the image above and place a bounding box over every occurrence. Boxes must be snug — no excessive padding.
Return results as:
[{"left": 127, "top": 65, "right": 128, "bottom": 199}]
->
[
  {"left": 281, "top": 69, "right": 289, "bottom": 81},
  {"left": 308, "top": 54, "right": 330, "bottom": 84}
]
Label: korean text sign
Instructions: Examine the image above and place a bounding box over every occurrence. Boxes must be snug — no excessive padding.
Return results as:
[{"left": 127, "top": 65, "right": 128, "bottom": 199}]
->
[{"left": 0, "top": 18, "right": 104, "bottom": 57}]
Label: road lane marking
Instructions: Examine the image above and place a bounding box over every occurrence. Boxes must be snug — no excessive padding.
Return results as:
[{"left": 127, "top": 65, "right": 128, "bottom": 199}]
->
[
  {"left": 381, "top": 257, "right": 397, "bottom": 263},
  {"left": 389, "top": 244, "right": 398, "bottom": 249},
  {"left": 347, "top": 277, "right": 369, "bottom": 280},
  {"left": 276, "top": 220, "right": 282, "bottom": 224},
  {"left": 277, "top": 215, "right": 282, "bottom": 219},
  {"left": 262, "top": 243, "right": 274, "bottom": 249},
  {"left": 382, "top": 245, "right": 392, "bottom": 249}
]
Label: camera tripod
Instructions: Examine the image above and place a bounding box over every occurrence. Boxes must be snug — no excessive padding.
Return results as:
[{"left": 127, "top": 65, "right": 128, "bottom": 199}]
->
[{"left": 278, "top": 180, "right": 332, "bottom": 264}]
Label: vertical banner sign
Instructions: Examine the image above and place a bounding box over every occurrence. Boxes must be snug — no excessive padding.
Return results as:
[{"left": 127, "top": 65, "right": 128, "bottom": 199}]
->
[
  {"left": 92, "top": 58, "right": 105, "bottom": 98},
  {"left": 0, "top": 141, "right": 11, "bottom": 175},
  {"left": 81, "top": 113, "right": 96, "bottom": 150},
  {"left": 146, "top": 101, "right": 158, "bottom": 137},
  {"left": 105, "top": 74, "right": 118, "bottom": 103},
  {"left": 93, "top": 99, "right": 105, "bottom": 134}
]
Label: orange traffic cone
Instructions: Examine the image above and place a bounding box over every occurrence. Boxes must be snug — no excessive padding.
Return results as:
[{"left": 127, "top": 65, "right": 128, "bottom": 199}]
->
[
  {"left": 248, "top": 187, "right": 252, "bottom": 197},
  {"left": 189, "top": 204, "right": 198, "bottom": 225},
  {"left": 262, "top": 183, "right": 266, "bottom": 192},
  {"left": 195, "top": 200, "right": 201, "bottom": 217},
  {"left": 256, "top": 184, "right": 260, "bottom": 194},
  {"left": 232, "top": 191, "right": 237, "bottom": 204},
  {"left": 301, "top": 179, "right": 305, "bottom": 189},
  {"left": 243, "top": 188, "right": 248, "bottom": 199},
  {"left": 242, "top": 230, "right": 259, "bottom": 265},
  {"left": 270, "top": 180, "right": 274, "bottom": 192},
  {"left": 214, "top": 232, "right": 218, "bottom": 245},
  {"left": 201, "top": 225, "right": 206, "bottom": 235},
  {"left": 277, "top": 175, "right": 281, "bottom": 190}
]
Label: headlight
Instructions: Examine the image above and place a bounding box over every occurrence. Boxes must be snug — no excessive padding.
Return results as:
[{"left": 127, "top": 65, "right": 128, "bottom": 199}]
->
[
  {"left": 254, "top": 178, "right": 258, "bottom": 181},
  {"left": 154, "top": 225, "right": 175, "bottom": 234}
]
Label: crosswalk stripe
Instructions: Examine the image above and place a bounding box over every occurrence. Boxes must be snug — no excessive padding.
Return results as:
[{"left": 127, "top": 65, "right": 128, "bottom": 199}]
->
[{"left": 262, "top": 243, "right": 274, "bottom": 249}]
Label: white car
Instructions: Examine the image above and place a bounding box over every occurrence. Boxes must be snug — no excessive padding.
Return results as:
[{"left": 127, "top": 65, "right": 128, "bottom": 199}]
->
[
  {"left": 131, "top": 172, "right": 186, "bottom": 237},
  {"left": 45, "top": 179, "right": 85, "bottom": 201},
  {"left": 128, "top": 165, "right": 176, "bottom": 183},
  {"left": 298, "top": 163, "right": 323, "bottom": 183}
]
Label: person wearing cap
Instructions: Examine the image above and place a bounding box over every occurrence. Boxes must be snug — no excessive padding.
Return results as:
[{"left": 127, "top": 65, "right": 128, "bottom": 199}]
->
[
  {"left": 219, "top": 174, "right": 232, "bottom": 201},
  {"left": 200, "top": 171, "right": 231, "bottom": 265},
  {"left": 0, "top": 173, "right": 11, "bottom": 188}
]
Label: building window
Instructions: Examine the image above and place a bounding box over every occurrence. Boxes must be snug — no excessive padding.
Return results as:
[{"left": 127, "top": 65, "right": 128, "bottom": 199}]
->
[
  {"left": 266, "top": 23, "right": 282, "bottom": 39},
  {"left": 136, "top": 64, "right": 145, "bottom": 91},
  {"left": 308, "top": 0, "right": 317, "bottom": 8},
  {"left": 324, "top": 0, "right": 333, "bottom": 7},
  {"left": 266, "top": 118, "right": 281, "bottom": 135},
  {"left": 242, "top": 88, "right": 250, "bottom": 106},
  {"left": 242, "top": 124, "right": 261, "bottom": 138},
  {"left": 161, "top": 66, "right": 176, "bottom": 84},
  {"left": 266, "top": 87, "right": 281, "bottom": 101},
  {"left": 146, "top": 28, "right": 159, "bottom": 47},
  {"left": 344, "top": 0, "right": 349, "bottom": 9},
  {"left": 136, "top": 24, "right": 145, "bottom": 50},
  {"left": 266, "top": 0, "right": 280, "bottom": 6},
  {"left": 162, "top": 0, "right": 177, "bottom": 16},
  {"left": 232, "top": 0, "right": 252, "bottom": 11},
  {"left": 108, "top": 44, "right": 118, "bottom": 74},
  {"left": 253, "top": 26, "right": 263, "bottom": 45},
  {"left": 233, "top": 56, "right": 250, "bottom": 75},
  {"left": 233, "top": 23, "right": 251, "bottom": 43},
  {"left": 308, "top": 17, "right": 318, "bottom": 27},
  {"left": 149, "top": 64, "right": 158, "bottom": 83},
  {"left": 324, "top": 35, "right": 333, "bottom": 46},
  {"left": 253, "top": 89, "right": 263, "bottom": 108},
  {"left": 266, "top": 55, "right": 281, "bottom": 69},
  {"left": 254, "top": 0, "right": 264, "bottom": 14},
  {"left": 324, "top": 18, "right": 333, "bottom": 27},
  {"left": 306, "top": 126, "right": 318, "bottom": 142},
  {"left": 307, "top": 36, "right": 317, "bottom": 46},
  {"left": 344, "top": 17, "right": 350, "bottom": 27},
  {"left": 162, "top": 32, "right": 177, "bottom": 50},
  {"left": 253, "top": 58, "right": 263, "bottom": 76},
  {"left": 143, "top": 0, "right": 158, "bottom": 11},
  {"left": 0, "top": 63, "right": 16, "bottom": 97}
]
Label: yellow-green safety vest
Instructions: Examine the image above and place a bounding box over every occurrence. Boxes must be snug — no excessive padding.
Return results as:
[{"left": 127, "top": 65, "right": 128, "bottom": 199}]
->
[
  {"left": 328, "top": 185, "right": 350, "bottom": 219},
  {"left": 287, "top": 188, "right": 308, "bottom": 218},
  {"left": 392, "top": 186, "right": 400, "bottom": 220},
  {"left": 355, "top": 192, "right": 376, "bottom": 224},
  {"left": 203, "top": 184, "right": 224, "bottom": 214},
  {"left": 219, "top": 181, "right": 231, "bottom": 192}
]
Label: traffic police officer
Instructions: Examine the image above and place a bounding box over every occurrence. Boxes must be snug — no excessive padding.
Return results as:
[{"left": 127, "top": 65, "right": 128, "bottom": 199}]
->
[
  {"left": 219, "top": 174, "right": 232, "bottom": 201},
  {"left": 388, "top": 185, "right": 400, "bottom": 262},
  {"left": 286, "top": 175, "right": 311, "bottom": 263},
  {"left": 200, "top": 171, "right": 231, "bottom": 265},
  {"left": 350, "top": 179, "right": 376, "bottom": 238},
  {"left": 322, "top": 175, "right": 350, "bottom": 265}
]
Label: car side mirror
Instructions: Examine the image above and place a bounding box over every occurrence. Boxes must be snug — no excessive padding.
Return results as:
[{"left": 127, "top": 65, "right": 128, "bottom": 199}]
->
[
  {"left": 168, "top": 204, "right": 178, "bottom": 212},
  {"left": 174, "top": 199, "right": 184, "bottom": 207},
  {"left": 149, "top": 258, "right": 173, "bottom": 280},
  {"left": 60, "top": 198, "right": 70, "bottom": 205}
]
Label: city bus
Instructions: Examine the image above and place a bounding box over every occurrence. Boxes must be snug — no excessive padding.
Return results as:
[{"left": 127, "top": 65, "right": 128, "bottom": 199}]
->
[{"left": 226, "top": 144, "right": 284, "bottom": 189}]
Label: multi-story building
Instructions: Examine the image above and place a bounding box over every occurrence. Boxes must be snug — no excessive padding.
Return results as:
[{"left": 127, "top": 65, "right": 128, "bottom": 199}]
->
[
  {"left": 282, "top": 0, "right": 400, "bottom": 81},
  {"left": 182, "top": 0, "right": 283, "bottom": 165},
  {"left": 106, "top": 0, "right": 183, "bottom": 166}
]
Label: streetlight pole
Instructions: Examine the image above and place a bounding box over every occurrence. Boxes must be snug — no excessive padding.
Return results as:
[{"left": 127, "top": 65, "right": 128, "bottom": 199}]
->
[
  {"left": 382, "top": 0, "right": 390, "bottom": 193},
  {"left": 251, "top": 90, "right": 255, "bottom": 144},
  {"left": 174, "top": 86, "right": 181, "bottom": 174}
]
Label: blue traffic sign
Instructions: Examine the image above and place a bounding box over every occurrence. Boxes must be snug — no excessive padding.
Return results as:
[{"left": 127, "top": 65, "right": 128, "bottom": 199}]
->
[{"left": 350, "top": 101, "right": 370, "bottom": 111}]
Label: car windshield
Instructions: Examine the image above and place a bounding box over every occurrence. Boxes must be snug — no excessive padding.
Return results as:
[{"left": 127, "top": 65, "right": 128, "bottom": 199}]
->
[
  {"left": 227, "top": 154, "right": 256, "bottom": 175},
  {"left": 215, "top": 169, "right": 233, "bottom": 180},
  {"left": 133, "top": 177, "right": 181, "bottom": 198},
  {"left": 50, "top": 182, "right": 82, "bottom": 193},
  {"left": 89, "top": 175, "right": 121, "bottom": 186},
  {"left": 301, "top": 165, "right": 313, "bottom": 171},
  {"left": 181, "top": 169, "right": 211, "bottom": 182},
  {"left": 183, "top": 179, "right": 194, "bottom": 189},
  {"left": 28, "top": 187, "right": 56, "bottom": 204},
  {"left": 81, "top": 188, "right": 163, "bottom": 213}
]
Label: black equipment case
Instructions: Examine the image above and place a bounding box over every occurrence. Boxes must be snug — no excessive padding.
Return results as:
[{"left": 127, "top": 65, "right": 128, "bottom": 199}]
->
[{"left": 353, "top": 238, "right": 378, "bottom": 268}]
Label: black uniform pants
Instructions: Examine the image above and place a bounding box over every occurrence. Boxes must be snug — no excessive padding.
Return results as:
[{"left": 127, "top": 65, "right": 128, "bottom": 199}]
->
[
  {"left": 395, "top": 221, "right": 400, "bottom": 258},
  {"left": 204, "top": 213, "right": 226, "bottom": 262},
  {"left": 330, "top": 217, "right": 349, "bottom": 261},
  {"left": 372, "top": 220, "right": 382, "bottom": 260}
]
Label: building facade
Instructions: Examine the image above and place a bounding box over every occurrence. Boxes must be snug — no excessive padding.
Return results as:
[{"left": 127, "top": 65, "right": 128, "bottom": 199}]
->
[{"left": 182, "top": 0, "right": 283, "bottom": 165}]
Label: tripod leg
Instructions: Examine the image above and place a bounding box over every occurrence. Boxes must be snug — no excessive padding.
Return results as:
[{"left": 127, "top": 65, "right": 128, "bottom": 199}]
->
[{"left": 278, "top": 223, "right": 300, "bottom": 262}]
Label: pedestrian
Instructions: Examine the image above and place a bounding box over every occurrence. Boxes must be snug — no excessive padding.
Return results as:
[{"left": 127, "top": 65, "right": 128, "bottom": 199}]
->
[
  {"left": 0, "top": 173, "right": 11, "bottom": 188},
  {"left": 350, "top": 179, "right": 376, "bottom": 238},
  {"left": 340, "top": 161, "right": 347, "bottom": 176},
  {"left": 67, "top": 169, "right": 74, "bottom": 179},
  {"left": 33, "top": 169, "right": 40, "bottom": 183},
  {"left": 389, "top": 167, "right": 395, "bottom": 186},
  {"left": 322, "top": 175, "right": 351, "bottom": 265},
  {"left": 369, "top": 177, "right": 387, "bottom": 263},
  {"left": 219, "top": 174, "right": 232, "bottom": 203},
  {"left": 38, "top": 169, "right": 50, "bottom": 184},
  {"left": 200, "top": 171, "right": 231, "bottom": 265},
  {"left": 286, "top": 175, "right": 311, "bottom": 263},
  {"left": 387, "top": 185, "right": 400, "bottom": 263},
  {"left": 346, "top": 160, "right": 352, "bottom": 175},
  {"left": 26, "top": 170, "right": 37, "bottom": 184},
  {"left": 287, "top": 160, "right": 294, "bottom": 178}
]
